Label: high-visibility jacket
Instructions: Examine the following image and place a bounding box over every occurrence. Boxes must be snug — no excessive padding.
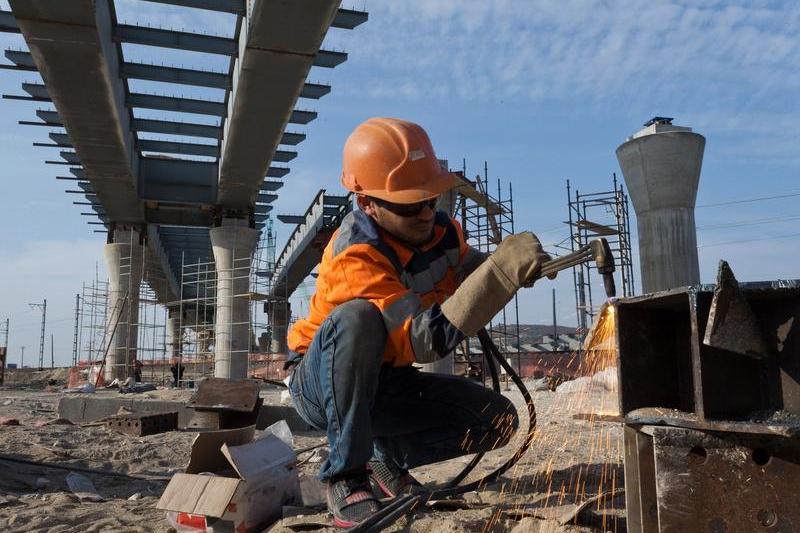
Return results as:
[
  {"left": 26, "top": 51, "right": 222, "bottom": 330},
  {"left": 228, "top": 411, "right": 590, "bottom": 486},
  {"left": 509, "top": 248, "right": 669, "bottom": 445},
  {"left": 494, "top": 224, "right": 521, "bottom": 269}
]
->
[{"left": 287, "top": 209, "right": 485, "bottom": 367}]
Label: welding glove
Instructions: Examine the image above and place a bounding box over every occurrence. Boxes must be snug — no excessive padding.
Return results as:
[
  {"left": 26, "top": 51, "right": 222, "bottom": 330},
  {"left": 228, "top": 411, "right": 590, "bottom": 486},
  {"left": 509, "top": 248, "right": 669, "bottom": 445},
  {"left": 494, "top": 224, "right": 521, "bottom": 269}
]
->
[{"left": 442, "top": 232, "right": 549, "bottom": 337}]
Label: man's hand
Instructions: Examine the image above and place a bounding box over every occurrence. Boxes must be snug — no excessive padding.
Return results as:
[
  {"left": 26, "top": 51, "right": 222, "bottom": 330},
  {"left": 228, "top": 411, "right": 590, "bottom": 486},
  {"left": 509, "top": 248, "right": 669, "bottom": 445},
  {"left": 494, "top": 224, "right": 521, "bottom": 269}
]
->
[
  {"left": 491, "top": 232, "right": 551, "bottom": 288},
  {"left": 441, "top": 231, "right": 551, "bottom": 337}
]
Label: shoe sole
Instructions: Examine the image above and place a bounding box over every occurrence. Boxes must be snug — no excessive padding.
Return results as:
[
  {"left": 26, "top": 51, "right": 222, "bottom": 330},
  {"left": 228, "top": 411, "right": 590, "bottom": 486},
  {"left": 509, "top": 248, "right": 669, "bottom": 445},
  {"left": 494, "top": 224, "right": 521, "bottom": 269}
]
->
[{"left": 332, "top": 516, "right": 358, "bottom": 528}]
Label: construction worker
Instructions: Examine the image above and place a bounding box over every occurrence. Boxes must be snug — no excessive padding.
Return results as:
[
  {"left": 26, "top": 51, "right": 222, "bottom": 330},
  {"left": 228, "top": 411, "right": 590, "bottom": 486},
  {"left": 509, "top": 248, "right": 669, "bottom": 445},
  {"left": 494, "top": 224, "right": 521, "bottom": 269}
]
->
[{"left": 286, "top": 117, "right": 548, "bottom": 527}]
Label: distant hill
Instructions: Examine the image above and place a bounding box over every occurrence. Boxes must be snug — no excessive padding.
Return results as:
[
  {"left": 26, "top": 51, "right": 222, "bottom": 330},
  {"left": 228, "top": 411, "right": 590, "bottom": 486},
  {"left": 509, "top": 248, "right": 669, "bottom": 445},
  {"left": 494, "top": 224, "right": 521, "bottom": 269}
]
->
[{"left": 489, "top": 324, "right": 576, "bottom": 345}]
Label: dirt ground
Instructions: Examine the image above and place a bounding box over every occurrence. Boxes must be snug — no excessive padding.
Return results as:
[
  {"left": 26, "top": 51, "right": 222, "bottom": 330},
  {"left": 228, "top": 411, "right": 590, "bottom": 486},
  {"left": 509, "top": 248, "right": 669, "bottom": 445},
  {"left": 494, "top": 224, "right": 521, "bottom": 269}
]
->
[{"left": 0, "top": 369, "right": 624, "bottom": 532}]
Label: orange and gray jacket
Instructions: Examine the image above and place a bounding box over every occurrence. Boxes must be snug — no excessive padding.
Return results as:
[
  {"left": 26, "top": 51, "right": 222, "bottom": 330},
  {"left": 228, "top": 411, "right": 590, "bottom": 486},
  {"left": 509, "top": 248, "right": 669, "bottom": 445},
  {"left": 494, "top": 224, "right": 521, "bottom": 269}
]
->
[{"left": 287, "top": 209, "right": 485, "bottom": 366}]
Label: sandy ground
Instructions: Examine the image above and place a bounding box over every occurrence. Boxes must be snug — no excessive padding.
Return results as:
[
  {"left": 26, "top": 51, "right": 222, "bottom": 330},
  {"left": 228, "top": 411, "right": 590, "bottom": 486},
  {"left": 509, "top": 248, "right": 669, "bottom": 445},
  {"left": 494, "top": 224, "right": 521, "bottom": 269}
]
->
[{"left": 0, "top": 369, "right": 624, "bottom": 533}]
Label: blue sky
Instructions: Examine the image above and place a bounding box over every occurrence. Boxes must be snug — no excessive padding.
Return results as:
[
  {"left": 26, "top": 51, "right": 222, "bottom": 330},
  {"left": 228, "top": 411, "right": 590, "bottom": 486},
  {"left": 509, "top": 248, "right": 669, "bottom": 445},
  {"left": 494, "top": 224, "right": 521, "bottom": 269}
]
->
[{"left": 1, "top": 0, "right": 798, "bottom": 366}]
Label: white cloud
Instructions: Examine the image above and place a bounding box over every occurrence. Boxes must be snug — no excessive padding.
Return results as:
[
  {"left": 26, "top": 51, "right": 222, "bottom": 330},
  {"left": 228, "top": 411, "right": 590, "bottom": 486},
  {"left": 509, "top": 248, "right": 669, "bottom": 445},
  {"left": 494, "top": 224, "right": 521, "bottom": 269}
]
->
[{"left": 344, "top": 1, "right": 799, "bottom": 161}]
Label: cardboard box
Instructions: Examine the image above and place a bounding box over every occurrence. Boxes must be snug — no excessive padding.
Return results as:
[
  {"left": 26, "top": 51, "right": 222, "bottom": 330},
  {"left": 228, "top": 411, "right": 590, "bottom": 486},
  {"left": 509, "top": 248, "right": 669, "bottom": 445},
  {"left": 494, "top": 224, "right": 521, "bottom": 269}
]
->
[{"left": 157, "top": 425, "right": 299, "bottom": 532}]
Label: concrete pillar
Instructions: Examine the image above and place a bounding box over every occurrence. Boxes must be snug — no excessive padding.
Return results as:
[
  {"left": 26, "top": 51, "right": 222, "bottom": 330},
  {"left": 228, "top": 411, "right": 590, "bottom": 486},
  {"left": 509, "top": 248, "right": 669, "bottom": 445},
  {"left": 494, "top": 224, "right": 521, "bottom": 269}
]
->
[
  {"left": 210, "top": 218, "right": 259, "bottom": 379},
  {"left": 616, "top": 118, "right": 705, "bottom": 293},
  {"left": 420, "top": 353, "right": 454, "bottom": 375},
  {"left": 166, "top": 309, "right": 181, "bottom": 361},
  {"left": 267, "top": 299, "right": 291, "bottom": 354},
  {"left": 104, "top": 230, "right": 143, "bottom": 381}
]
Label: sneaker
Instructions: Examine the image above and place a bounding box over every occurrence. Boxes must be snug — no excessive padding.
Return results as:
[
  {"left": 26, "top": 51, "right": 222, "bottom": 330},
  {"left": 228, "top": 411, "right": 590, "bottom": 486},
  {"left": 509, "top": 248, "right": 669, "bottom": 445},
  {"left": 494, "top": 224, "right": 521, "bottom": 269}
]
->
[
  {"left": 368, "top": 459, "right": 426, "bottom": 499},
  {"left": 326, "top": 470, "right": 382, "bottom": 528}
]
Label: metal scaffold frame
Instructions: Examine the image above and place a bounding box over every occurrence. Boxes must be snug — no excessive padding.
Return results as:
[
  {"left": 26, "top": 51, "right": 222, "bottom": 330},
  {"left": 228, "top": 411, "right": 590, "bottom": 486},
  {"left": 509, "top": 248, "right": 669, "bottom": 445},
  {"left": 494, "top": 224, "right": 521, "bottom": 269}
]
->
[
  {"left": 175, "top": 225, "right": 267, "bottom": 385},
  {"left": 75, "top": 270, "right": 109, "bottom": 366},
  {"left": 177, "top": 255, "right": 217, "bottom": 385},
  {"left": 249, "top": 217, "right": 275, "bottom": 373},
  {"left": 138, "top": 270, "right": 168, "bottom": 385},
  {"left": 455, "top": 161, "right": 521, "bottom": 383},
  {"left": 566, "top": 174, "right": 635, "bottom": 340},
  {"left": 103, "top": 230, "right": 143, "bottom": 381}
]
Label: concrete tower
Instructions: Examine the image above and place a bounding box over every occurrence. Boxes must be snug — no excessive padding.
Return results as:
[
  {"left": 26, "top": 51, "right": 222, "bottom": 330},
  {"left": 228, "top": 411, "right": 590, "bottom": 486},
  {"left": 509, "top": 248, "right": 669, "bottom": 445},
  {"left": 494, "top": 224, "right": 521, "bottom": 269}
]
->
[{"left": 616, "top": 118, "right": 705, "bottom": 293}]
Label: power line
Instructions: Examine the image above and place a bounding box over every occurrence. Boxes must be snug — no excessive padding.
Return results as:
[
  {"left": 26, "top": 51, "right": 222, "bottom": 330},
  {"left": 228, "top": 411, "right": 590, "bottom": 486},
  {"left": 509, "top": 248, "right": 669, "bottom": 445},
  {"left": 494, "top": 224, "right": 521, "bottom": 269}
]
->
[
  {"left": 698, "top": 214, "right": 800, "bottom": 231},
  {"left": 698, "top": 232, "right": 800, "bottom": 248},
  {"left": 698, "top": 191, "right": 800, "bottom": 208}
]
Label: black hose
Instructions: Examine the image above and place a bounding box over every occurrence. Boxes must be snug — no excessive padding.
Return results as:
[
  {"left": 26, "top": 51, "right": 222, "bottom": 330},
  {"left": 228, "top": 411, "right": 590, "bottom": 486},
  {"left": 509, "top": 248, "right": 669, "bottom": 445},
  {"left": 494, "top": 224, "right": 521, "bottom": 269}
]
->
[
  {"left": 348, "top": 327, "right": 537, "bottom": 532},
  {"left": 426, "top": 328, "right": 536, "bottom": 499},
  {"left": 446, "top": 333, "right": 502, "bottom": 488}
]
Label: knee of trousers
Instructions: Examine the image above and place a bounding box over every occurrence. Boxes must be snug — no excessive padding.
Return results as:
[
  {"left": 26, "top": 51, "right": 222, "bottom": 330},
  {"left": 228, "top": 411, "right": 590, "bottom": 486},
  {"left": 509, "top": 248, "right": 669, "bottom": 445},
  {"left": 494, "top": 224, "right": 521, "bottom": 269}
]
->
[
  {"left": 481, "top": 393, "right": 520, "bottom": 450},
  {"left": 327, "top": 299, "right": 387, "bottom": 362}
]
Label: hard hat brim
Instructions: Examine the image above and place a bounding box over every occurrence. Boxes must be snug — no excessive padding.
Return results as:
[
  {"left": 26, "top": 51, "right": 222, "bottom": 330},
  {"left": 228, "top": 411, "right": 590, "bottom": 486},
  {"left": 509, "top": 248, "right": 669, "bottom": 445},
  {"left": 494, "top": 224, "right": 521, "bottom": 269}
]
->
[{"left": 342, "top": 169, "right": 456, "bottom": 204}]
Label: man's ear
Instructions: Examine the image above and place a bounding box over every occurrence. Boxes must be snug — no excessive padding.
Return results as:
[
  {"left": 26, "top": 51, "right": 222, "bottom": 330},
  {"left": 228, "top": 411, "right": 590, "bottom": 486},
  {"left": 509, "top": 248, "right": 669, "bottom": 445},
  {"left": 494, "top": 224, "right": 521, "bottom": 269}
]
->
[{"left": 356, "top": 195, "right": 375, "bottom": 216}]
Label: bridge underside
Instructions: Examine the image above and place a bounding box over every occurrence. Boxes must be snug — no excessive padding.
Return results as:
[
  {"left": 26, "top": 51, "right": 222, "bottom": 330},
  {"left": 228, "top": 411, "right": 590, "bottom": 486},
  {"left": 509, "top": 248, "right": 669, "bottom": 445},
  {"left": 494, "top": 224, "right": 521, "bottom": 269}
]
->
[{"left": 1, "top": 0, "right": 366, "bottom": 378}]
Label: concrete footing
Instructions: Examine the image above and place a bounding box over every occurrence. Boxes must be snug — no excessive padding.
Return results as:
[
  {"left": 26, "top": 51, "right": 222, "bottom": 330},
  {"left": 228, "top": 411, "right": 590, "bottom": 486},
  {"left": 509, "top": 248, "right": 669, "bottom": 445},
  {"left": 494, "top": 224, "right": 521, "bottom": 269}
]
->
[
  {"left": 57, "top": 394, "right": 313, "bottom": 432},
  {"left": 59, "top": 395, "right": 193, "bottom": 427}
]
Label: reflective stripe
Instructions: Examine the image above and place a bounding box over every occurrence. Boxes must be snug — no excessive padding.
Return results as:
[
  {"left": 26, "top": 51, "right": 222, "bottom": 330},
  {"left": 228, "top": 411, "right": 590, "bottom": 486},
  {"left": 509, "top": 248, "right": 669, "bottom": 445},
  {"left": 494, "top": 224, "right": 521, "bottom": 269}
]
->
[
  {"left": 381, "top": 292, "right": 421, "bottom": 332},
  {"left": 458, "top": 247, "right": 487, "bottom": 281},
  {"left": 406, "top": 254, "right": 449, "bottom": 294},
  {"left": 410, "top": 312, "right": 437, "bottom": 363},
  {"left": 408, "top": 270, "right": 434, "bottom": 294},
  {"left": 445, "top": 247, "right": 461, "bottom": 266},
  {"left": 333, "top": 215, "right": 356, "bottom": 257}
]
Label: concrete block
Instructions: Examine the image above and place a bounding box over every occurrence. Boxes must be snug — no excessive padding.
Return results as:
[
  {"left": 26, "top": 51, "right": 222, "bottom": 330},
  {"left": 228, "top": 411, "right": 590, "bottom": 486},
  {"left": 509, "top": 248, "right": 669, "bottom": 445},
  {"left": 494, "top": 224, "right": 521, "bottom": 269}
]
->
[
  {"left": 58, "top": 393, "right": 313, "bottom": 432},
  {"left": 57, "top": 395, "right": 194, "bottom": 427}
]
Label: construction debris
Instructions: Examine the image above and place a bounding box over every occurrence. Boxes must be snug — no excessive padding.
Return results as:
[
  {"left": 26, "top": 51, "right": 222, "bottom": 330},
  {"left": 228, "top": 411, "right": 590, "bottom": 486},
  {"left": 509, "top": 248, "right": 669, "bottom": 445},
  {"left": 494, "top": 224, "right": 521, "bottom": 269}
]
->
[
  {"left": 617, "top": 265, "right": 800, "bottom": 532},
  {"left": 157, "top": 423, "right": 299, "bottom": 532},
  {"left": 65, "top": 472, "right": 104, "bottom": 503},
  {"left": 106, "top": 411, "right": 178, "bottom": 437},
  {"left": 703, "top": 260, "right": 769, "bottom": 358},
  {"left": 187, "top": 377, "right": 262, "bottom": 430}
]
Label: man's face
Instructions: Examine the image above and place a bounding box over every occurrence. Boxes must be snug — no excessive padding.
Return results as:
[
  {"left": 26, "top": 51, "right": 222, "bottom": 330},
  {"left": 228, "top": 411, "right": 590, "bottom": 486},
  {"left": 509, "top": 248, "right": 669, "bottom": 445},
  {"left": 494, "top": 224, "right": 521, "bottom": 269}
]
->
[{"left": 359, "top": 195, "right": 438, "bottom": 247}]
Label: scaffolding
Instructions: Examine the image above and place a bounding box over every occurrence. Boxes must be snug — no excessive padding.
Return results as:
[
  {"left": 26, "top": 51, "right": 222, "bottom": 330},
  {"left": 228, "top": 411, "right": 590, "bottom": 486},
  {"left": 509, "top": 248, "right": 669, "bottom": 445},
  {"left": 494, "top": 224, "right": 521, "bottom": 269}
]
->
[
  {"left": 101, "top": 230, "right": 145, "bottom": 381},
  {"left": 455, "top": 161, "right": 520, "bottom": 383},
  {"left": 75, "top": 271, "right": 109, "bottom": 366},
  {"left": 177, "top": 255, "right": 217, "bottom": 385},
  {"left": 566, "top": 174, "right": 635, "bottom": 339},
  {"left": 175, "top": 226, "right": 266, "bottom": 385},
  {"left": 250, "top": 217, "right": 276, "bottom": 375},
  {"left": 137, "top": 271, "right": 169, "bottom": 385},
  {"left": 254, "top": 216, "right": 276, "bottom": 354}
]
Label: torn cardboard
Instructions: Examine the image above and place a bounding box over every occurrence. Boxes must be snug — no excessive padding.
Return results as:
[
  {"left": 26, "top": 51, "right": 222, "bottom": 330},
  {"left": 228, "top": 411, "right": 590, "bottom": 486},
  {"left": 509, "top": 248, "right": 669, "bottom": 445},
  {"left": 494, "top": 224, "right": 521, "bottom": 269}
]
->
[{"left": 157, "top": 424, "right": 299, "bottom": 532}]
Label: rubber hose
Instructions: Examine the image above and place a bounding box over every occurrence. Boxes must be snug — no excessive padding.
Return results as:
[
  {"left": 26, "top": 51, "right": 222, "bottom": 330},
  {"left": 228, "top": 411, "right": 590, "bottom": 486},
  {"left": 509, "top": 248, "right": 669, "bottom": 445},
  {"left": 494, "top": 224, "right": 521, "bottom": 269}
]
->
[
  {"left": 444, "top": 331, "right": 501, "bottom": 488},
  {"left": 348, "top": 327, "right": 537, "bottom": 532}
]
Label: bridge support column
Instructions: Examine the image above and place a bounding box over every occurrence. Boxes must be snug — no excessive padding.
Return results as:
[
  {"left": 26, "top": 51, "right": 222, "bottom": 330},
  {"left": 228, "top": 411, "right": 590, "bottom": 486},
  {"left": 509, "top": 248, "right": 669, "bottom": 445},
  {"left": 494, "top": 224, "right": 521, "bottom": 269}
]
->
[
  {"left": 104, "top": 230, "right": 143, "bottom": 382},
  {"left": 267, "top": 299, "right": 291, "bottom": 354},
  {"left": 166, "top": 309, "right": 181, "bottom": 362},
  {"left": 210, "top": 218, "right": 259, "bottom": 379}
]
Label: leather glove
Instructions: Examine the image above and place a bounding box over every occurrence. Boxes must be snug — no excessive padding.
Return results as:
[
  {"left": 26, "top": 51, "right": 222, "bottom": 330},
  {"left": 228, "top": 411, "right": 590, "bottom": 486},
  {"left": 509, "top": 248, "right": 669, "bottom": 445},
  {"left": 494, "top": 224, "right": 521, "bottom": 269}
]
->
[{"left": 441, "top": 232, "right": 549, "bottom": 337}]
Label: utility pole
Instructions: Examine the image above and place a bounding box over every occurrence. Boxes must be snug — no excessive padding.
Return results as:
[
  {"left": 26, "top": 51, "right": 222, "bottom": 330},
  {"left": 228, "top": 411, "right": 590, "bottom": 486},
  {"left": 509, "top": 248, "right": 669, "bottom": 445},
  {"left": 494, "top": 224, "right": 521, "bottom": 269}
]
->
[
  {"left": 72, "top": 293, "right": 81, "bottom": 367},
  {"left": 50, "top": 334, "right": 54, "bottom": 369},
  {"left": 0, "top": 318, "right": 7, "bottom": 385},
  {"left": 552, "top": 288, "right": 559, "bottom": 346},
  {"left": 1, "top": 318, "right": 8, "bottom": 349},
  {"left": 29, "top": 299, "right": 47, "bottom": 370},
  {"left": 20, "top": 346, "right": 25, "bottom": 368}
]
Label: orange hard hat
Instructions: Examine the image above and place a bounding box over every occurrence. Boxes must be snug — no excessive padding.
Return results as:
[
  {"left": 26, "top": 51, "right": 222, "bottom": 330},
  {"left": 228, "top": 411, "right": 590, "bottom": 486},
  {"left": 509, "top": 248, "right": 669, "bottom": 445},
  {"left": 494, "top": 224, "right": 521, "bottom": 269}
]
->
[{"left": 341, "top": 117, "right": 455, "bottom": 204}]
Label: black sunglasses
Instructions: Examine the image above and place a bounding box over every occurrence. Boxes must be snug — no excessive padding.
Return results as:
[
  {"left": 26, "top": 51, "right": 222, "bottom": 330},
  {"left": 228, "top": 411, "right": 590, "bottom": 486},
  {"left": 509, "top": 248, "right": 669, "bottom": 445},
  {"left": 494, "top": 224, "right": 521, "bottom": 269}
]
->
[{"left": 371, "top": 196, "right": 438, "bottom": 217}]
